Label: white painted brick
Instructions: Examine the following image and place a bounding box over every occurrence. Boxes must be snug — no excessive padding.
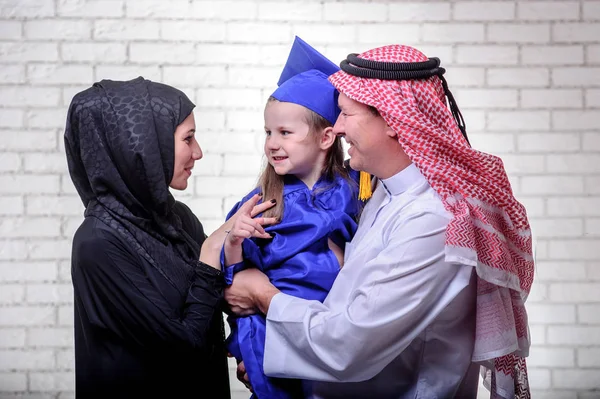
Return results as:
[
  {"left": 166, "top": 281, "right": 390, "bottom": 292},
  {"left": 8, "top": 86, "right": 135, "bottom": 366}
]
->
[
  {"left": 0, "top": 306, "right": 55, "bottom": 327},
  {"left": 0, "top": 109, "right": 23, "bottom": 128},
  {"left": 0, "top": 21, "right": 22, "bottom": 40},
  {"left": 585, "top": 218, "right": 600, "bottom": 237},
  {"left": 522, "top": 45, "right": 584, "bottom": 65},
  {"left": 290, "top": 23, "right": 356, "bottom": 45},
  {"left": 487, "top": 68, "right": 549, "bottom": 87},
  {"left": 161, "top": 21, "right": 226, "bottom": 42},
  {"left": 554, "top": 23, "right": 600, "bottom": 43},
  {"left": 26, "top": 284, "right": 72, "bottom": 304},
  {"left": 549, "top": 283, "right": 600, "bottom": 302},
  {"left": 23, "top": 153, "right": 68, "bottom": 174},
  {"left": 0, "top": 65, "right": 25, "bottom": 84},
  {"left": 517, "top": 133, "right": 580, "bottom": 153},
  {"left": 0, "top": 196, "right": 23, "bottom": 216},
  {"left": 185, "top": 198, "right": 224, "bottom": 219},
  {"left": 528, "top": 347, "right": 575, "bottom": 367},
  {"left": 553, "top": 111, "right": 600, "bottom": 131},
  {"left": 258, "top": 2, "right": 322, "bottom": 21},
  {"left": 30, "top": 372, "right": 74, "bottom": 391},
  {"left": 423, "top": 23, "right": 484, "bottom": 43},
  {"left": 534, "top": 261, "right": 586, "bottom": 281},
  {"left": 578, "top": 348, "right": 600, "bottom": 367},
  {"left": 58, "top": 393, "right": 75, "bottom": 399},
  {"left": 58, "top": 260, "right": 71, "bottom": 283},
  {"left": 553, "top": 370, "right": 600, "bottom": 389},
  {"left": 586, "top": 176, "right": 600, "bottom": 195},
  {"left": 61, "top": 176, "right": 78, "bottom": 195},
  {"left": 95, "top": 65, "right": 161, "bottom": 82},
  {"left": 584, "top": 1, "right": 600, "bottom": 20},
  {"left": 521, "top": 176, "right": 583, "bottom": 195},
  {"left": 190, "top": 153, "right": 223, "bottom": 177},
  {"left": 547, "top": 154, "right": 600, "bottom": 174},
  {"left": 454, "top": 2, "right": 514, "bottom": 21},
  {"left": 94, "top": 19, "right": 160, "bottom": 40},
  {"left": 200, "top": 132, "right": 261, "bottom": 155},
  {"left": 323, "top": 3, "right": 387, "bottom": 22},
  {"left": 357, "top": 25, "right": 419, "bottom": 45},
  {"left": 530, "top": 325, "right": 546, "bottom": 345},
  {"left": 443, "top": 67, "right": 485, "bottom": 87},
  {"left": 26, "top": 196, "right": 82, "bottom": 216},
  {"left": 500, "top": 154, "right": 545, "bottom": 174},
  {"left": 62, "top": 217, "right": 83, "bottom": 238},
  {"left": 527, "top": 303, "right": 576, "bottom": 324},
  {"left": 518, "top": 196, "right": 544, "bottom": 217},
  {"left": 0, "top": 41, "right": 61, "bottom": 64},
  {"left": 191, "top": 111, "right": 226, "bottom": 132},
  {"left": 190, "top": 1, "right": 258, "bottom": 20},
  {"left": 456, "top": 45, "right": 518, "bottom": 65},
  {"left": 26, "top": 108, "right": 68, "bottom": 129},
  {"left": 62, "top": 86, "right": 90, "bottom": 107},
  {"left": 0, "top": 218, "right": 61, "bottom": 238},
  {"left": 227, "top": 66, "right": 280, "bottom": 88},
  {"left": 0, "top": 240, "right": 28, "bottom": 261},
  {"left": 579, "top": 304, "right": 600, "bottom": 324},
  {"left": 24, "top": 20, "right": 91, "bottom": 40},
  {"left": 0, "top": 372, "right": 26, "bottom": 391},
  {"left": 487, "top": 24, "right": 550, "bottom": 43},
  {"left": 529, "top": 390, "right": 577, "bottom": 399},
  {"left": 28, "top": 239, "right": 71, "bottom": 260},
  {"left": 163, "top": 66, "right": 227, "bottom": 88},
  {"left": 222, "top": 154, "right": 262, "bottom": 176},
  {"left": 411, "top": 45, "right": 453, "bottom": 65},
  {"left": 548, "top": 239, "right": 600, "bottom": 260},
  {"left": 61, "top": 42, "right": 126, "bottom": 63},
  {"left": 549, "top": 326, "right": 600, "bottom": 345},
  {"left": 227, "top": 23, "right": 291, "bottom": 44},
  {"left": 528, "top": 281, "right": 549, "bottom": 302},
  {"left": 58, "top": 305, "right": 73, "bottom": 326},
  {"left": 548, "top": 197, "right": 600, "bottom": 217},
  {"left": 196, "top": 44, "right": 260, "bottom": 65},
  {"left": 0, "top": 262, "right": 58, "bottom": 282},
  {"left": 518, "top": 2, "right": 580, "bottom": 21},
  {"left": 590, "top": 45, "right": 600, "bottom": 64},
  {"left": 454, "top": 89, "right": 518, "bottom": 109},
  {"left": 0, "top": 175, "right": 60, "bottom": 194},
  {"left": 260, "top": 44, "right": 296, "bottom": 67},
  {"left": 531, "top": 218, "right": 583, "bottom": 238},
  {"left": 0, "top": 87, "right": 61, "bottom": 107},
  {"left": 0, "top": 329, "right": 26, "bottom": 348},
  {"left": 488, "top": 111, "right": 550, "bottom": 131},
  {"left": 130, "top": 43, "right": 196, "bottom": 65},
  {"left": 56, "top": 349, "right": 73, "bottom": 370},
  {"left": 0, "top": 0, "right": 54, "bottom": 18},
  {"left": 553, "top": 67, "right": 600, "bottom": 87},
  {"left": 0, "top": 153, "right": 20, "bottom": 172},
  {"left": 469, "top": 133, "right": 516, "bottom": 154},
  {"left": 521, "top": 89, "right": 583, "bottom": 109},
  {"left": 586, "top": 90, "right": 600, "bottom": 108},
  {"left": 125, "top": 0, "right": 190, "bottom": 17},
  {"left": 58, "top": 0, "right": 124, "bottom": 17},
  {"left": 0, "top": 285, "right": 24, "bottom": 304},
  {"left": 389, "top": 2, "right": 450, "bottom": 22},
  {"left": 0, "top": 130, "right": 57, "bottom": 151},
  {"left": 460, "top": 110, "right": 485, "bottom": 131},
  {"left": 194, "top": 176, "right": 257, "bottom": 197},
  {"left": 196, "top": 88, "right": 263, "bottom": 109},
  {"left": 528, "top": 368, "right": 551, "bottom": 390},
  {"left": 226, "top": 111, "right": 265, "bottom": 131}
]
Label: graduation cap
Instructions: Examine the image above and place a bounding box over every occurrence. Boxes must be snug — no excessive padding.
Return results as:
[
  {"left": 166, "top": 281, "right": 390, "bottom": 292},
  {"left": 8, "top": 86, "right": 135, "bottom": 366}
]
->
[{"left": 271, "top": 36, "right": 341, "bottom": 125}]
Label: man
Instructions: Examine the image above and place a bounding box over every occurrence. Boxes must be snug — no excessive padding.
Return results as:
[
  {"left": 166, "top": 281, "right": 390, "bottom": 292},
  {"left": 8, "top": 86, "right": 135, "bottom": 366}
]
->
[{"left": 225, "top": 44, "right": 534, "bottom": 399}]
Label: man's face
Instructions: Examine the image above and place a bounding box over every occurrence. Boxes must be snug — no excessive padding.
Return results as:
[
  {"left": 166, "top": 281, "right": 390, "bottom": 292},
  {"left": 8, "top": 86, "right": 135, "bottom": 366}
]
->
[{"left": 333, "top": 93, "right": 393, "bottom": 175}]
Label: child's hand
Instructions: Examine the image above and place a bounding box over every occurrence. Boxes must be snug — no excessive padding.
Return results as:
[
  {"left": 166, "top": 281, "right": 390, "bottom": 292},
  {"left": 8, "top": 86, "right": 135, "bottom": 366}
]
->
[{"left": 226, "top": 196, "right": 276, "bottom": 247}]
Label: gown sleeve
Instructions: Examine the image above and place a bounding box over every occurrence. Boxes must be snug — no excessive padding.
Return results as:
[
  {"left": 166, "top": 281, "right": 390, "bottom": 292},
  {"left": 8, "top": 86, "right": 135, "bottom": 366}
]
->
[{"left": 72, "top": 224, "right": 224, "bottom": 353}]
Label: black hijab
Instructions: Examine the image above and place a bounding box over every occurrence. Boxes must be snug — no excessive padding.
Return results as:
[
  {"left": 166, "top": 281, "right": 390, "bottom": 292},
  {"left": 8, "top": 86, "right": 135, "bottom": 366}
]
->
[{"left": 65, "top": 77, "right": 199, "bottom": 292}]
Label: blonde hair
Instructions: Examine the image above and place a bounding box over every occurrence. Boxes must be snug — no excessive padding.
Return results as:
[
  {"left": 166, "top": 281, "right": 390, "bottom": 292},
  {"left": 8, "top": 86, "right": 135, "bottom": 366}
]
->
[{"left": 259, "top": 97, "right": 347, "bottom": 221}]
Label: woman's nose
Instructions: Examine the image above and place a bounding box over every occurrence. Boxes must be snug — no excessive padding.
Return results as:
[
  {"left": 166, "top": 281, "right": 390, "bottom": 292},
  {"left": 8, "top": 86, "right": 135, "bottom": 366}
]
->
[{"left": 193, "top": 142, "right": 203, "bottom": 160}]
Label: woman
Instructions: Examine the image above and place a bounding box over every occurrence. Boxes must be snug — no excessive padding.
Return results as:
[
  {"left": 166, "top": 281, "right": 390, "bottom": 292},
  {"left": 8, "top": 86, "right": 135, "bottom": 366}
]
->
[{"left": 65, "top": 77, "right": 273, "bottom": 398}]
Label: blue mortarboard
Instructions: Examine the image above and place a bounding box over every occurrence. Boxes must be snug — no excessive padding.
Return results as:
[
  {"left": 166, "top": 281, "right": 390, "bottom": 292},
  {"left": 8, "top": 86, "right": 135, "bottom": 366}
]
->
[{"left": 271, "top": 36, "right": 340, "bottom": 125}]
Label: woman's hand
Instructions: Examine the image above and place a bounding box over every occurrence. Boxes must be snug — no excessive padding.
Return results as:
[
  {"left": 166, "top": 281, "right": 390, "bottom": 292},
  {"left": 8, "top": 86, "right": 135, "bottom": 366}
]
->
[{"left": 199, "top": 194, "right": 277, "bottom": 268}]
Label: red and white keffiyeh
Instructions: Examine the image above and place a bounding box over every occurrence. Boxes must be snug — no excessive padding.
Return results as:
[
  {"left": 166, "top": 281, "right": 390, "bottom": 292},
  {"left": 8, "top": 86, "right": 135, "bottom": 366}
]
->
[{"left": 330, "top": 45, "right": 534, "bottom": 399}]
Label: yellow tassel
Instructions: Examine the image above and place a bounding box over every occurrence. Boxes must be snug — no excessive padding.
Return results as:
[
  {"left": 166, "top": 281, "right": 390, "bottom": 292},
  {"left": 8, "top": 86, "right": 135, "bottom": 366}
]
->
[{"left": 358, "top": 171, "right": 372, "bottom": 201}]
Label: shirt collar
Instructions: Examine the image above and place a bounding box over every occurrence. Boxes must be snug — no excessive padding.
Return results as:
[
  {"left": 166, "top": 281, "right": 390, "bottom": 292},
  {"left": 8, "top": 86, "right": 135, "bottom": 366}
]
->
[{"left": 379, "top": 163, "right": 426, "bottom": 196}]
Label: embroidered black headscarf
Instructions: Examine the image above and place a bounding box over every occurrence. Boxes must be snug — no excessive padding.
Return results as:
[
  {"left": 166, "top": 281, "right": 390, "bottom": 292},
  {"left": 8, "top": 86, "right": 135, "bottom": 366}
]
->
[{"left": 65, "top": 77, "right": 199, "bottom": 292}]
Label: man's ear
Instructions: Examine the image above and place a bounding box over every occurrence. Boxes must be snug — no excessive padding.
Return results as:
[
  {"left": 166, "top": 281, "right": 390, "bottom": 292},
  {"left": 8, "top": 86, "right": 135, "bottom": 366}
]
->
[
  {"left": 319, "top": 126, "right": 336, "bottom": 150},
  {"left": 384, "top": 124, "right": 396, "bottom": 139}
]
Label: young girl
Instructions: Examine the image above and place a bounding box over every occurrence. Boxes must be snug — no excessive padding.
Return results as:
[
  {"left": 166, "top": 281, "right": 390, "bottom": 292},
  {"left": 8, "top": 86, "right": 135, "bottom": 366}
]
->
[{"left": 222, "top": 37, "right": 362, "bottom": 399}]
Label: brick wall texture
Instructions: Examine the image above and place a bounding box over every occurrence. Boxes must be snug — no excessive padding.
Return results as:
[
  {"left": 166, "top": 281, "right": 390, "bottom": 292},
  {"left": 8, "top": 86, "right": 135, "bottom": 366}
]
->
[{"left": 0, "top": 0, "right": 599, "bottom": 398}]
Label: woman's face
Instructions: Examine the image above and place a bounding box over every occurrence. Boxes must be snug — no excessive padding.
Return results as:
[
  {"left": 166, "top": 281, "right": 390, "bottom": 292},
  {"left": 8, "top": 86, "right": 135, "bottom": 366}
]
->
[{"left": 170, "top": 112, "right": 202, "bottom": 190}]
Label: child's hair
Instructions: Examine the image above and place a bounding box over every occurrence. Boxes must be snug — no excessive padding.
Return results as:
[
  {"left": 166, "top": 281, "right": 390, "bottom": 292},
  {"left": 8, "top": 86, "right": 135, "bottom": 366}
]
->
[{"left": 259, "top": 96, "right": 347, "bottom": 221}]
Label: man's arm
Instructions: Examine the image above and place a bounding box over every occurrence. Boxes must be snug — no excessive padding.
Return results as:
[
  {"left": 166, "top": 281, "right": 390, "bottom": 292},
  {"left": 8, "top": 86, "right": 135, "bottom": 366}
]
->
[{"left": 260, "top": 210, "right": 473, "bottom": 382}]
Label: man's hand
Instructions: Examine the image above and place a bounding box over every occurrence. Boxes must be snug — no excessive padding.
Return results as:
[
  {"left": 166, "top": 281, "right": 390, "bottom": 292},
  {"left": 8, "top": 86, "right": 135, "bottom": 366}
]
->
[{"left": 225, "top": 268, "right": 280, "bottom": 315}]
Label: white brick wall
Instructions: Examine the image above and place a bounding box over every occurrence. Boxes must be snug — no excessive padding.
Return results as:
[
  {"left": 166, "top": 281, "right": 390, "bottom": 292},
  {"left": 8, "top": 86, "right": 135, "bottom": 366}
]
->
[{"left": 0, "top": 0, "right": 598, "bottom": 398}]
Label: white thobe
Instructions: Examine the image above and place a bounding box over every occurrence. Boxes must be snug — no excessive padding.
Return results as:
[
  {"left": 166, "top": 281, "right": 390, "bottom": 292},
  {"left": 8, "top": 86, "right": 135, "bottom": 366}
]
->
[{"left": 263, "top": 164, "right": 479, "bottom": 398}]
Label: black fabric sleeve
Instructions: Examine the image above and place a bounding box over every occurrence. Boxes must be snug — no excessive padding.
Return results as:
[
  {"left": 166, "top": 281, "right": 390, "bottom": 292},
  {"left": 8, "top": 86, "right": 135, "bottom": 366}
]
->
[{"left": 72, "top": 227, "right": 224, "bottom": 353}]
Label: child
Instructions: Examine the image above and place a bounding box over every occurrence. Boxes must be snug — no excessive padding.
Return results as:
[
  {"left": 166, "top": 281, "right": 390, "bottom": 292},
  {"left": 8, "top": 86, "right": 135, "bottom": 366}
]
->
[{"left": 222, "top": 37, "right": 362, "bottom": 399}]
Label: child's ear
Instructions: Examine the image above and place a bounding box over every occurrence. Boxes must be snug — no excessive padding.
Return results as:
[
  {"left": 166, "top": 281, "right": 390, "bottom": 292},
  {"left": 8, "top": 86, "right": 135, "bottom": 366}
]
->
[{"left": 319, "top": 126, "right": 336, "bottom": 150}]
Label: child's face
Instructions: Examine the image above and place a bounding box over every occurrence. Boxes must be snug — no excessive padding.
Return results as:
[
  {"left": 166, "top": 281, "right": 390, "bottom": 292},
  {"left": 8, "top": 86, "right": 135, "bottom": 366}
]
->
[{"left": 263, "top": 100, "right": 326, "bottom": 188}]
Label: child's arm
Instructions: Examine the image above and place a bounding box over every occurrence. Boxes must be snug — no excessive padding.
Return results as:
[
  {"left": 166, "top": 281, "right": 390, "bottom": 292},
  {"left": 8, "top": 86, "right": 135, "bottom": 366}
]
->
[
  {"left": 328, "top": 238, "right": 344, "bottom": 269},
  {"left": 224, "top": 210, "right": 272, "bottom": 267}
]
